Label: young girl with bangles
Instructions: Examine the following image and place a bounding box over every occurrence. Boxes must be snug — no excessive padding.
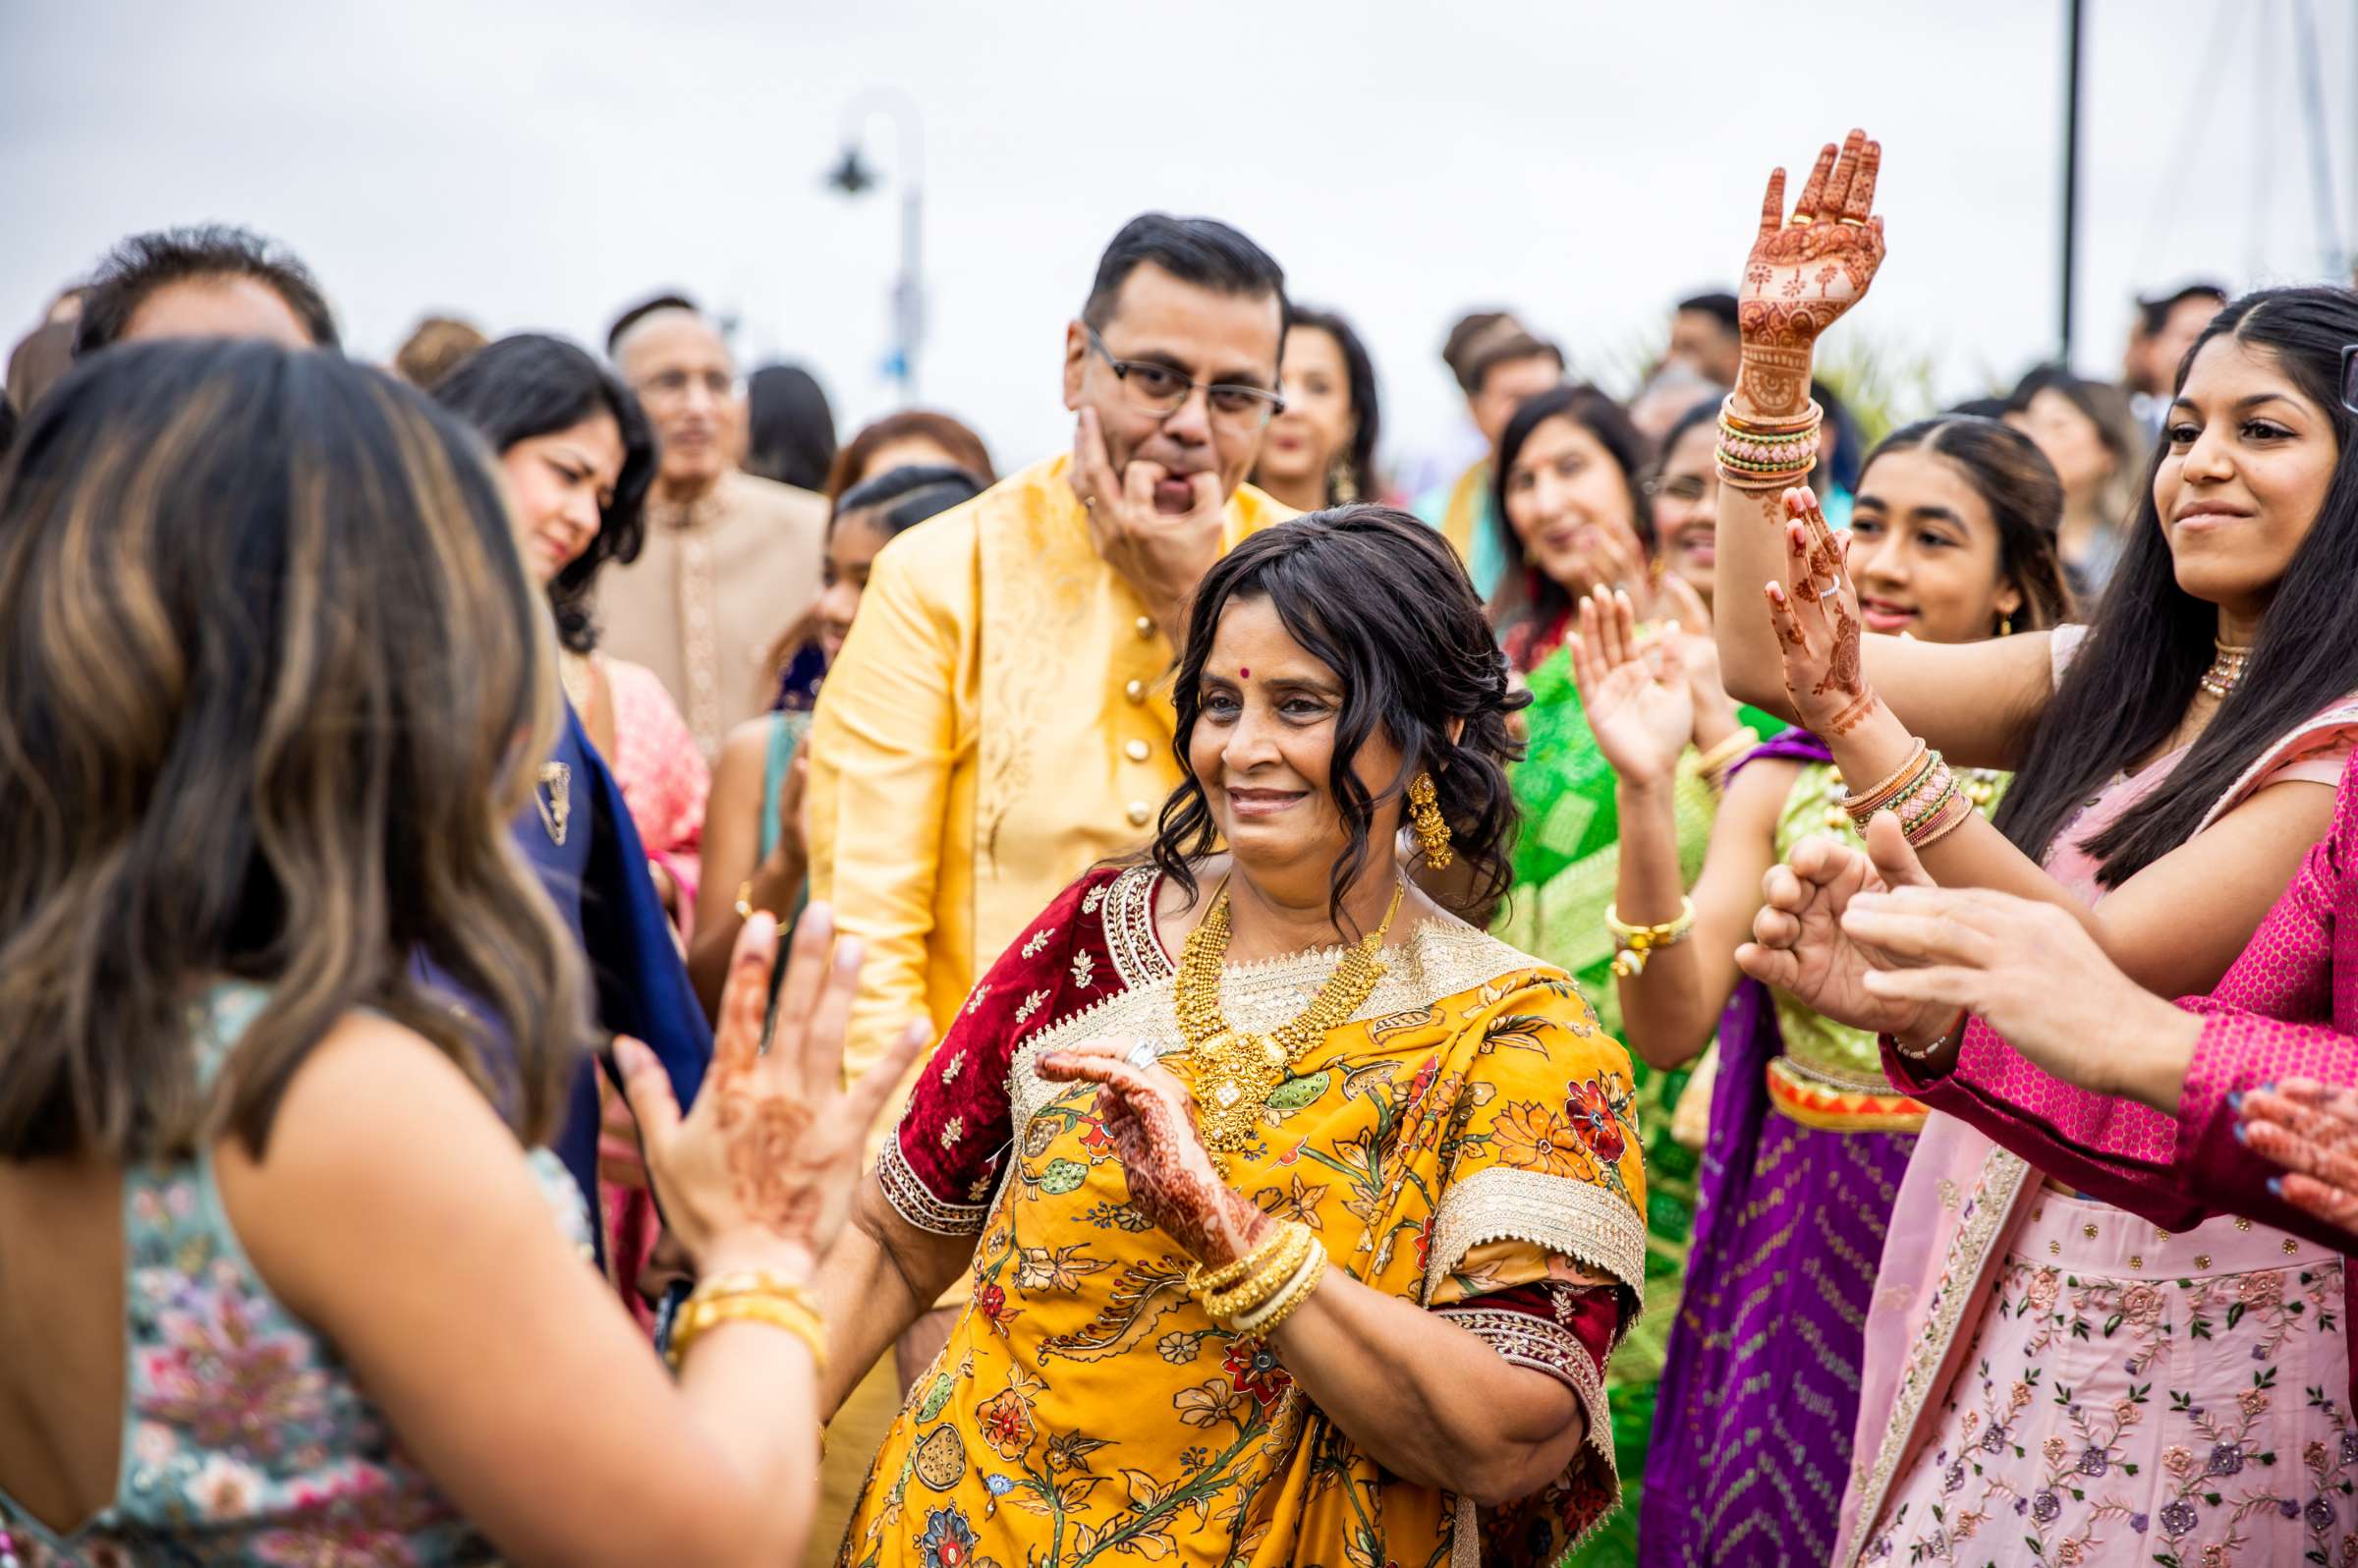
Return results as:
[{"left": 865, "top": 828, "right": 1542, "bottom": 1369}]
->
[
  {"left": 1713, "top": 128, "right": 2358, "bottom": 1568},
  {"left": 1484, "top": 382, "right": 1787, "bottom": 1564},
  {"left": 1566, "top": 415, "right": 2071, "bottom": 1566}
]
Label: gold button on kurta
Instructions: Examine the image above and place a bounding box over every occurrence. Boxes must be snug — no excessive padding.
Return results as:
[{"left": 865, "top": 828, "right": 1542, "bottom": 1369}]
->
[
  {"left": 1124, "top": 678, "right": 1147, "bottom": 704},
  {"left": 1127, "top": 801, "right": 1152, "bottom": 826},
  {"left": 1123, "top": 739, "right": 1151, "bottom": 762}
]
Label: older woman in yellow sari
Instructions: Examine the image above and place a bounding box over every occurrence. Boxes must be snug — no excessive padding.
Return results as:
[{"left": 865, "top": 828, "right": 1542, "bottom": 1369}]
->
[{"left": 812, "top": 505, "right": 1649, "bottom": 1567}]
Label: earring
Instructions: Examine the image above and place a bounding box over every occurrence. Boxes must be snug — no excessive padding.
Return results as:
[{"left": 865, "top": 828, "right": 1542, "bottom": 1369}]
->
[
  {"left": 1327, "top": 453, "right": 1360, "bottom": 506},
  {"left": 1998, "top": 613, "right": 2015, "bottom": 637},
  {"left": 1408, "top": 771, "right": 1453, "bottom": 870}
]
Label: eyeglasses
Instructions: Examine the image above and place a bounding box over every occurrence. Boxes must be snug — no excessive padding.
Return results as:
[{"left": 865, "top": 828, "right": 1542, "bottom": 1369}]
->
[
  {"left": 635, "top": 367, "right": 742, "bottom": 405},
  {"left": 2342, "top": 344, "right": 2358, "bottom": 415},
  {"left": 1644, "top": 473, "right": 1719, "bottom": 505},
  {"left": 1087, "top": 327, "right": 1284, "bottom": 431}
]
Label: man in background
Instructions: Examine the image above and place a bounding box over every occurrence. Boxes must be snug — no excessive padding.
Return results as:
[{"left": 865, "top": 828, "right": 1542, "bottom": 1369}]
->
[
  {"left": 1410, "top": 308, "right": 1563, "bottom": 599},
  {"left": 597, "top": 294, "right": 827, "bottom": 761},
  {"left": 2121, "top": 281, "right": 2227, "bottom": 431},
  {"left": 1663, "top": 290, "right": 1742, "bottom": 387}
]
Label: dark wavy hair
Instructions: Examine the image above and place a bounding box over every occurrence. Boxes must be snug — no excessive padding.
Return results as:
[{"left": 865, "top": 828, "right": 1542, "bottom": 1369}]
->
[
  {"left": 0, "top": 340, "right": 582, "bottom": 1160},
  {"left": 1863, "top": 415, "right": 2074, "bottom": 633},
  {"left": 74, "top": 224, "right": 340, "bottom": 355},
  {"left": 1488, "top": 383, "right": 1655, "bottom": 646},
  {"left": 430, "top": 333, "right": 656, "bottom": 654},
  {"left": 744, "top": 364, "right": 836, "bottom": 492},
  {"left": 1994, "top": 286, "right": 2358, "bottom": 885},
  {"left": 1149, "top": 505, "right": 1529, "bottom": 929}
]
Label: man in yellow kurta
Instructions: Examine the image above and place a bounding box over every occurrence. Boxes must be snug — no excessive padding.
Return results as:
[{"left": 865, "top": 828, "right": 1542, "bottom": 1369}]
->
[{"left": 806, "top": 214, "right": 1297, "bottom": 1091}]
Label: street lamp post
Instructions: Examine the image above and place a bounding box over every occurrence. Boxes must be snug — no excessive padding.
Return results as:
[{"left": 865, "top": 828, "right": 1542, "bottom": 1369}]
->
[{"left": 825, "top": 88, "right": 926, "bottom": 402}]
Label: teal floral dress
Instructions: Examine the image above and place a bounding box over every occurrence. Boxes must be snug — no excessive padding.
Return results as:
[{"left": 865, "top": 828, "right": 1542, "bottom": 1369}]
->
[{"left": 0, "top": 984, "right": 587, "bottom": 1567}]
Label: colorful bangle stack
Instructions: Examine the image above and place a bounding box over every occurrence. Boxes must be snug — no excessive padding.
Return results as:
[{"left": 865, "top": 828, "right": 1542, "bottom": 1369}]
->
[
  {"left": 1838, "top": 741, "right": 1976, "bottom": 850},
  {"left": 1606, "top": 897, "right": 1696, "bottom": 979},
  {"left": 1715, "top": 396, "right": 1824, "bottom": 490},
  {"left": 1190, "top": 1221, "right": 1324, "bottom": 1335},
  {"left": 665, "top": 1267, "right": 828, "bottom": 1373}
]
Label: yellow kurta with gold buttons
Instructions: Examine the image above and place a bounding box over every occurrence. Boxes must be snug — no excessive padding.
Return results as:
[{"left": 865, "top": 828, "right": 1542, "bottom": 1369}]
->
[{"left": 807, "top": 453, "right": 1295, "bottom": 1085}]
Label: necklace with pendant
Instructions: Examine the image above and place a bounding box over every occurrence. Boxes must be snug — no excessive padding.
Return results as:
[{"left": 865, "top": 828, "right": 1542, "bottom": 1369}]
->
[
  {"left": 534, "top": 761, "right": 572, "bottom": 846},
  {"left": 1171, "top": 875, "right": 1406, "bottom": 1173}
]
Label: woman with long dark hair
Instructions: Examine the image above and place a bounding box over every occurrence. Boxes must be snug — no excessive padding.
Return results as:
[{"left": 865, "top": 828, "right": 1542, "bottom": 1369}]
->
[
  {"left": 1575, "top": 415, "right": 2070, "bottom": 1564},
  {"left": 432, "top": 333, "right": 708, "bottom": 922},
  {"left": 0, "top": 341, "right": 922, "bottom": 1565},
  {"left": 815, "top": 506, "right": 1649, "bottom": 1567},
  {"left": 1250, "top": 305, "right": 1382, "bottom": 511},
  {"left": 1712, "top": 129, "right": 2358, "bottom": 1567}
]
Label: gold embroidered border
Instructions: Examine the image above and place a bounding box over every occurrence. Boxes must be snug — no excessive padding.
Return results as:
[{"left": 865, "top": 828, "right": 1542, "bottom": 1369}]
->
[
  {"left": 1100, "top": 863, "right": 1166, "bottom": 991},
  {"left": 1765, "top": 1058, "right": 1929, "bottom": 1134},
  {"left": 1834, "top": 1145, "right": 2033, "bottom": 1568},
  {"left": 1437, "top": 1306, "right": 1622, "bottom": 1568},
  {"left": 1420, "top": 1165, "right": 1648, "bottom": 1319},
  {"left": 875, "top": 1131, "right": 989, "bottom": 1237}
]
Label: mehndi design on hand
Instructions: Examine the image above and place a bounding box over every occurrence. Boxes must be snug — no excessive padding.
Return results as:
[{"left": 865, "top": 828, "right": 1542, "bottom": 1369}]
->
[{"left": 1737, "top": 131, "right": 1886, "bottom": 417}]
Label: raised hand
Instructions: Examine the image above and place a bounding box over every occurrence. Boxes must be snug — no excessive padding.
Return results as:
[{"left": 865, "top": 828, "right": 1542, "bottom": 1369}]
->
[
  {"left": 1037, "top": 1040, "right": 1274, "bottom": 1267},
  {"left": 1567, "top": 585, "right": 1693, "bottom": 787},
  {"left": 1736, "top": 817, "right": 1944, "bottom": 1038},
  {"left": 1764, "top": 485, "right": 1878, "bottom": 738},
  {"left": 1737, "top": 129, "right": 1886, "bottom": 417},
  {"left": 2241, "top": 1080, "right": 2358, "bottom": 1236},
  {"left": 1070, "top": 406, "right": 1225, "bottom": 643},
  {"left": 620, "top": 905, "right": 930, "bottom": 1276}
]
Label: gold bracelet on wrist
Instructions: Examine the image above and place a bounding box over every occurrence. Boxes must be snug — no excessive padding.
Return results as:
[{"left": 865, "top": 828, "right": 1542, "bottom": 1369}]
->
[
  {"left": 1694, "top": 729, "right": 1757, "bottom": 788},
  {"left": 694, "top": 1268, "right": 816, "bottom": 1306},
  {"left": 1230, "top": 1245, "right": 1327, "bottom": 1338},
  {"left": 666, "top": 1288, "right": 829, "bottom": 1372},
  {"left": 1187, "top": 1222, "right": 1297, "bottom": 1297},
  {"left": 1892, "top": 1008, "right": 1971, "bottom": 1063},
  {"left": 1606, "top": 898, "right": 1696, "bottom": 979},
  {"left": 1200, "top": 1225, "right": 1315, "bottom": 1325},
  {"left": 733, "top": 879, "right": 761, "bottom": 922}
]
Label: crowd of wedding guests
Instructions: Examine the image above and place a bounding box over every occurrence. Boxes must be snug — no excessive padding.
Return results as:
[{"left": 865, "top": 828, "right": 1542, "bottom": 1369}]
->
[{"left": 6, "top": 124, "right": 2358, "bottom": 1568}]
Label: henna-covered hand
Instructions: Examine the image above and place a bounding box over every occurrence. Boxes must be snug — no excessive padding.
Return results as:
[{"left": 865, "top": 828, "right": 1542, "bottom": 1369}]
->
[
  {"left": 1038, "top": 1040, "right": 1275, "bottom": 1267},
  {"left": 2241, "top": 1080, "right": 2358, "bottom": 1237},
  {"left": 1736, "top": 130, "right": 1886, "bottom": 417},
  {"left": 1762, "top": 485, "right": 1879, "bottom": 737},
  {"left": 619, "top": 905, "right": 931, "bottom": 1277}
]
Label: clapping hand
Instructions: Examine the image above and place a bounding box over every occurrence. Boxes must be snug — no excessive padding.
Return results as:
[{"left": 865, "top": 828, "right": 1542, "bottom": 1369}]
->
[
  {"left": 1567, "top": 586, "right": 1693, "bottom": 789},
  {"left": 1764, "top": 486, "right": 1879, "bottom": 741},
  {"left": 1737, "top": 813, "right": 1947, "bottom": 1039}
]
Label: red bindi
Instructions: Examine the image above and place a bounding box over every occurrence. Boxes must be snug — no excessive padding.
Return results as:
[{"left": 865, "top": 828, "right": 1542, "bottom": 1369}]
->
[{"left": 1239, "top": 667, "right": 1250, "bottom": 679}]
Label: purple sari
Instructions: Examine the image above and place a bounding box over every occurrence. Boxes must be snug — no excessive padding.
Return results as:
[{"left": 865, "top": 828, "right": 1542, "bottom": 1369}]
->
[{"left": 1638, "top": 733, "right": 1922, "bottom": 1566}]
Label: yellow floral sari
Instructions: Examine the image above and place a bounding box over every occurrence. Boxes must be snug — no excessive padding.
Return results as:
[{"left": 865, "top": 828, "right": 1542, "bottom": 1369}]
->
[{"left": 844, "top": 864, "right": 1649, "bottom": 1568}]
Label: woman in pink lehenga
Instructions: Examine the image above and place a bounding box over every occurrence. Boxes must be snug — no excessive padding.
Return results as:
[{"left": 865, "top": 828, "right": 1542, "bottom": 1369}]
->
[{"left": 1710, "top": 130, "right": 2358, "bottom": 1566}]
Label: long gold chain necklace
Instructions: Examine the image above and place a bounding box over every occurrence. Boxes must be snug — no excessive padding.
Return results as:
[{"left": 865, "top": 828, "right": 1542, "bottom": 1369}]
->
[
  {"left": 1172, "top": 876, "right": 1406, "bottom": 1172},
  {"left": 2200, "top": 639, "right": 2249, "bottom": 701}
]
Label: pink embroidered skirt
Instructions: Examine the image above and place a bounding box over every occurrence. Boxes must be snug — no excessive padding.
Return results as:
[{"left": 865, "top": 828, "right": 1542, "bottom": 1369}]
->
[{"left": 1863, "top": 1190, "right": 2356, "bottom": 1565}]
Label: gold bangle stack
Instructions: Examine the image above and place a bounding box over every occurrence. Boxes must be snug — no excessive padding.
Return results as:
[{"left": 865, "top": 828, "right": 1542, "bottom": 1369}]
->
[
  {"left": 1715, "top": 396, "right": 1824, "bottom": 490},
  {"left": 1694, "top": 729, "right": 1758, "bottom": 790},
  {"left": 1606, "top": 898, "right": 1696, "bottom": 979},
  {"left": 665, "top": 1268, "right": 828, "bottom": 1373},
  {"left": 1231, "top": 1246, "right": 1327, "bottom": 1337},
  {"left": 1838, "top": 741, "right": 1930, "bottom": 825},
  {"left": 1190, "top": 1222, "right": 1323, "bottom": 1333}
]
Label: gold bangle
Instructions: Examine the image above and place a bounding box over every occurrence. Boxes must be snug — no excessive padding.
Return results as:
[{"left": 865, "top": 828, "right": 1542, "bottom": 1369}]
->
[
  {"left": 1200, "top": 1226, "right": 1314, "bottom": 1324},
  {"left": 733, "top": 880, "right": 759, "bottom": 922},
  {"left": 1606, "top": 898, "right": 1696, "bottom": 979},
  {"left": 1908, "top": 788, "right": 1977, "bottom": 850},
  {"left": 694, "top": 1269, "right": 817, "bottom": 1307},
  {"left": 1694, "top": 730, "right": 1756, "bottom": 786},
  {"left": 667, "top": 1290, "right": 829, "bottom": 1373},
  {"left": 1233, "top": 1247, "right": 1327, "bottom": 1338},
  {"left": 1188, "top": 1223, "right": 1297, "bottom": 1296},
  {"left": 1719, "top": 396, "right": 1825, "bottom": 436}
]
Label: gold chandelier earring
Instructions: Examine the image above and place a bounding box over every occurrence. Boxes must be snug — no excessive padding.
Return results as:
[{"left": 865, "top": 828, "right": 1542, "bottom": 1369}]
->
[
  {"left": 1327, "top": 452, "right": 1360, "bottom": 506},
  {"left": 1408, "top": 771, "right": 1453, "bottom": 870}
]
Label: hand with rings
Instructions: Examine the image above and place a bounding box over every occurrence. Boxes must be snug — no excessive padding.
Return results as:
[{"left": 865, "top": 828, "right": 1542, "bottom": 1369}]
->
[
  {"left": 1762, "top": 484, "right": 1880, "bottom": 738},
  {"left": 1736, "top": 129, "right": 1886, "bottom": 415}
]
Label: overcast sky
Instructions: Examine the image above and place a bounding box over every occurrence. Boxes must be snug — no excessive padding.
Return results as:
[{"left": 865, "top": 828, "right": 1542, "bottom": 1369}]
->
[{"left": 7, "top": 0, "right": 2355, "bottom": 476}]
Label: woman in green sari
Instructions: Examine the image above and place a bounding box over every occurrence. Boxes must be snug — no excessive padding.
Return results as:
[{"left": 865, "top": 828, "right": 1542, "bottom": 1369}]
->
[{"left": 1486, "top": 384, "right": 1783, "bottom": 1565}]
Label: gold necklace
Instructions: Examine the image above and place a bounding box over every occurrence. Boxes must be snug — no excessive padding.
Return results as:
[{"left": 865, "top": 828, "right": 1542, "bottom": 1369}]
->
[
  {"left": 534, "top": 761, "right": 572, "bottom": 846},
  {"left": 2200, "top": 639, "right": 2249, "bottom": 701},
  {"left": 1172, "top": 876, "right": 1406, "bottom": 1171}
]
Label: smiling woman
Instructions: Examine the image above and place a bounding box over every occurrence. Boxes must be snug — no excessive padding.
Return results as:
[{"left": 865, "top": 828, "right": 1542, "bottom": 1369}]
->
[{"left": 824, "top": 505, "right": 1656, "bottom": 1567}]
